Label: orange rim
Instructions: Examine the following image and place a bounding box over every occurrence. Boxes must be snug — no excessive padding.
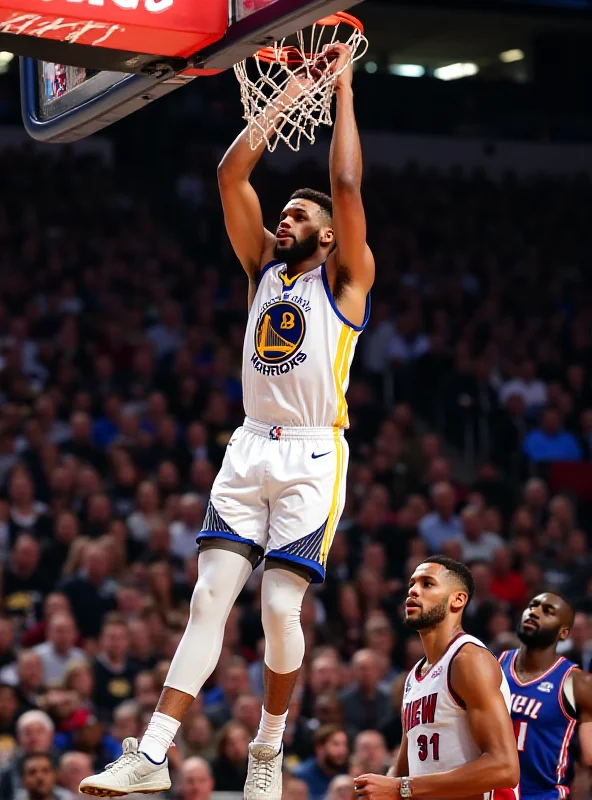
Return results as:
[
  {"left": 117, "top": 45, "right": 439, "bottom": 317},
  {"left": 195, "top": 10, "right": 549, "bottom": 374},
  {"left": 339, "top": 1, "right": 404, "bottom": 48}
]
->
[
  {"left": 315, "top": 11, "right": 364, "bottom": 32},
  {"left": 253, "top": 11, "right": 363, "bottom": 65}
]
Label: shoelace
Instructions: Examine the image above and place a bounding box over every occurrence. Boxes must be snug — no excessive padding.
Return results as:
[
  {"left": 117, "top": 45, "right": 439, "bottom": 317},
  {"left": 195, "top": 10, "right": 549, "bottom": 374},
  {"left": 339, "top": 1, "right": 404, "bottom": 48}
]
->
[
  {"left": 252, "top": 756, "right": 275, "bottom": 791},
  {"left": 104, "top": 750, "right": 142, "bottom": 774}
]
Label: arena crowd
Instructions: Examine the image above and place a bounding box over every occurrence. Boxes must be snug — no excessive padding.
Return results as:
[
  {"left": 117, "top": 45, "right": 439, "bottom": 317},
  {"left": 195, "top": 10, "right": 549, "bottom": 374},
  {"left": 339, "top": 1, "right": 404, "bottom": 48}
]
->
[{"left": 0, "top": 145, "right": 590, "bottom": 799}]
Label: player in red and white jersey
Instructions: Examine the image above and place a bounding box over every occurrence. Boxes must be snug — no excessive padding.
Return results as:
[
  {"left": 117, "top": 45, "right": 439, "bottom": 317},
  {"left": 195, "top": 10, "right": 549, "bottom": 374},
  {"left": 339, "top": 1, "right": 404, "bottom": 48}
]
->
[{"left": 355, "top": 556, "right": 519, "bottom": 800}]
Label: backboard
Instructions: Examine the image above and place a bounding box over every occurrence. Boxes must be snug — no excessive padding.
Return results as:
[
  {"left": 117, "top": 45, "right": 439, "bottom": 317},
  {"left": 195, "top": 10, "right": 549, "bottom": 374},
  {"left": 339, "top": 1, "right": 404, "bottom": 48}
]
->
[{"left": 11, "top": 0, "right": 362, "bottom": 142}]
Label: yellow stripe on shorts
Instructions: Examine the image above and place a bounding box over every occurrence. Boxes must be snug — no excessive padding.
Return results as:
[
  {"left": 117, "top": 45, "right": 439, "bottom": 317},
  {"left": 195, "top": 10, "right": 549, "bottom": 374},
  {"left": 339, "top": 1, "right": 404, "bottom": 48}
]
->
[{"left": 320, "top": 427, "right": 345, "bottom": 566}]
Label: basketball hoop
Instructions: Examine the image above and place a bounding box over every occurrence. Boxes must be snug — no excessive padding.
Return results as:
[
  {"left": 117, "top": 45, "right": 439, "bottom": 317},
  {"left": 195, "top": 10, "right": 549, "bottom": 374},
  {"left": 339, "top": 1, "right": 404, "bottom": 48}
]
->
[{"left": 234, "top": 11, "right": 368, "bottom": 153}]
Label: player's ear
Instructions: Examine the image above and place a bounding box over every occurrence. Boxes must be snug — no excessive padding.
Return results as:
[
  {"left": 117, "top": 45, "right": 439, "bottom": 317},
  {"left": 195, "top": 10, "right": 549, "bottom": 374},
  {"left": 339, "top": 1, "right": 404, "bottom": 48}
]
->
[
  {"left": 450, "top": 591, "right": 467, "bottom": 613},
  {"left": 558, "top": 626, "right": 571, "bottom": 642},
  {"left": 320, "top": 226, "right": 334, "bottom": 247}
]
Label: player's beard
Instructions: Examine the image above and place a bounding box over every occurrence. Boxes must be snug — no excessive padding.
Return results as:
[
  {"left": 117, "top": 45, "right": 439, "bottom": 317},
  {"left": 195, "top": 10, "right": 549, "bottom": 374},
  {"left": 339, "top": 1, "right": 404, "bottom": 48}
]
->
[
  {"left": 517, "top": 623, "right": 560, "bottom": 649},
  {"left": 274, "top": 230, "right": 320, "bottom": 267},
  {"left": 405, "top": 597, "right": 449, "bottom": 630}
]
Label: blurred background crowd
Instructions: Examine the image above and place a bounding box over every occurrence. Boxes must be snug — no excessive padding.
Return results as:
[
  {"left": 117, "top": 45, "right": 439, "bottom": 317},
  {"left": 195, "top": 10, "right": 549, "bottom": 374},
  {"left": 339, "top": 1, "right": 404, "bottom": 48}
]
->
[
  {"left": 2, "top": 0, "right": 592, "bottom": 790},
  {"left": 0, "top": 142, "right": 590, "bottom": 800}
]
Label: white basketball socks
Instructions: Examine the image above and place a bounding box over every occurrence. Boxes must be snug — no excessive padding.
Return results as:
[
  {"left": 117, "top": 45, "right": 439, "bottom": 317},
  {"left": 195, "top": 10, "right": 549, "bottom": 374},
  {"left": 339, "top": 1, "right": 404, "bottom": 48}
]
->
[
  {"left": 254, "top": 707, "right": 288, "bottom": 751},
  {"left": 140, "top": 712, "right": 180, "bottom": 763}
]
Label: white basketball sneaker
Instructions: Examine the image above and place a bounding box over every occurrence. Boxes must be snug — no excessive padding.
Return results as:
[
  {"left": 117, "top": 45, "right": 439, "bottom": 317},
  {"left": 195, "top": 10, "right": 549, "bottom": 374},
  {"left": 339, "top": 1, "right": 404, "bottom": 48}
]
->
[
  {"left": 79, "top": 737, "right": 171, "bottom": 797},
  {"left": 244, "top": 742, "right": 283, "bottom": 800}
]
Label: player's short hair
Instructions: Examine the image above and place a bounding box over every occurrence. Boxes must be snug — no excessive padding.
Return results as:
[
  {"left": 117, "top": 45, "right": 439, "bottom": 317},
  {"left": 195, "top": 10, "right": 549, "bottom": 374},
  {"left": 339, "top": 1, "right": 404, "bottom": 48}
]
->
[
  {"left": 290, "top": 188, "right": 332, "bottom": 222},
  {"left": 419, "top": 556, "right": 475, "bottom": 605}
]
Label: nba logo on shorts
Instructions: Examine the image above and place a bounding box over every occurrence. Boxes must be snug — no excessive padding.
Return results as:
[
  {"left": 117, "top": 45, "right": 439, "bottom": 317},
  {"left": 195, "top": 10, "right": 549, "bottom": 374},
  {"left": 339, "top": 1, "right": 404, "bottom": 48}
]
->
[{"left": 269, "top": 426, "right": 282, "bottom": 441}]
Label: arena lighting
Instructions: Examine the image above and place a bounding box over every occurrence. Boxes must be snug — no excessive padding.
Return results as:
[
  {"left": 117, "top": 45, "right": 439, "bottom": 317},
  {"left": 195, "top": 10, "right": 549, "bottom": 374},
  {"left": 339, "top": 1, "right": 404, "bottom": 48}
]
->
[
  {"left": 499, "top": 48, "right": 525, "bottom": 63},
  {"left": 0, "top": 51, "right": 13, "bottom": 73},
  {"left": 433, "top": 62, "right": 479, "bottom": 80},
  {"left": 388, "top": 63, "right": 425, "bottom": 77},
  {"left": 364, "top": 61, "right": 378, "bottom": 73}
]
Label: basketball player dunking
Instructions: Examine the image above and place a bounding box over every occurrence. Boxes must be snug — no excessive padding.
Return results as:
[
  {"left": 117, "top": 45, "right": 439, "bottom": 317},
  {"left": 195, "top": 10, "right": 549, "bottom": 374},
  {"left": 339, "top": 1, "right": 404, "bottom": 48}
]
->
[
  {"left": 355, "top": 557, "right": 520, "bottom": 800},
  {"left": 80, "top": 44, "right": 374, "bottom": 799},
  {"left": 500, "top": 593, "right": 592, "bottom": 800}
]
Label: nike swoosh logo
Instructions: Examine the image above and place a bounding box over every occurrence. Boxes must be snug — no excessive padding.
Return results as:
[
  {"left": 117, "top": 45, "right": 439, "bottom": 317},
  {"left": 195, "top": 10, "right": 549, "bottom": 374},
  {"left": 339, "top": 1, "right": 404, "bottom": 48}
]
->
[{"left": 312, "top": 451, "right": 331, "bottom": 459}]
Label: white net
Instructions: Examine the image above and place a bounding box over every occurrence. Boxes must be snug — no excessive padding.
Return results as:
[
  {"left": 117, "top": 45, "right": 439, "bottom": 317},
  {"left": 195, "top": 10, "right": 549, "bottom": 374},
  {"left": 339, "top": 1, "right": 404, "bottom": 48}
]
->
[{"left": 234, "top": 13, "right": 368, "bottom": 153}]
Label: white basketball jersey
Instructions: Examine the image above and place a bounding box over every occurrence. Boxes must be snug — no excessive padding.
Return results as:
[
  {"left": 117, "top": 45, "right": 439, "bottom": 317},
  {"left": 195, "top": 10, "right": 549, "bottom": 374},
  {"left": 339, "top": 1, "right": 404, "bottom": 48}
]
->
[
  {"left": 242, "top": 260, "right": 369, "bottom": 428},
  {"left": 403, "top": 634, "right": 512, "bottom": 790}
]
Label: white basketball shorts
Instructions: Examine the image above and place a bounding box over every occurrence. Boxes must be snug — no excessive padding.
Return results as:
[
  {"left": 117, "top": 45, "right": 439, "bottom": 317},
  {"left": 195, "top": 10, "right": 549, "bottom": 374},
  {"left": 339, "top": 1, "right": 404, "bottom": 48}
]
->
[{"left": 197, "top": 416, "right": 349, "bottom": 583}]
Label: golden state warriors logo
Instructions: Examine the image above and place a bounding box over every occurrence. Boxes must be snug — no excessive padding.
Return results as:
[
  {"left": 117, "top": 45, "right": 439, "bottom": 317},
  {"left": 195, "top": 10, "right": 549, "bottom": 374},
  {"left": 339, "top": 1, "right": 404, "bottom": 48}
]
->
[
  {"left": 252, "top": 301, "right": 308, "bottom": 376},
  {"left": 255, "top": 301, "right": 305, "bottom": 363}
]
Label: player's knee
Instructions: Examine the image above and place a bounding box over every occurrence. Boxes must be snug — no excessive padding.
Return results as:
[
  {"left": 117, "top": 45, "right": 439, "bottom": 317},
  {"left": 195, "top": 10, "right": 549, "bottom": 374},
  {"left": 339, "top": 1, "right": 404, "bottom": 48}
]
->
[
  {"left": 262, "top": 594, "right": 289, "bottom": 634},
  {"left": 261, "top": 588, "right": 302, "bottom": 638},
  {"left": 262, "top": 587, "right": 306, "bottom": 674},
  {"left": 189, "top": 578, "right": 218, "bottom": 619}
]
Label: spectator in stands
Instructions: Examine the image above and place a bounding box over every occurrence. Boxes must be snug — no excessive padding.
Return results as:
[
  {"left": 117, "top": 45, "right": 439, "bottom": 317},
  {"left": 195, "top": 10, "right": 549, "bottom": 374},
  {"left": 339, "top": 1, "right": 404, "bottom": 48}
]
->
[
  {"left": 42, "top": 514, "right": 80, "bottom": 587},
  {"left": 57, "top": 751, "right": 93, "bottom": 797},
  {"left": 54, "top": 713, "right": 121, "bottom": 773},
  {"left": 60, "top": 543, "right": 116, "bottom": 639},
  {"left": 0, "top": 682, "right": 20, "bottom": 763},
  {"left": 17, "top": 751, "right": 70, "bottom": 800},
  {"left": 292, "top": 725, "right": 350, "bottom": 800},
  {"left": 205, "top": 658, "right": 250, "bottom": 728},
  {"left": 0, "top": 710, "right": 56, "bottom": 797},
  {"left": 418, "top": 482, "right": 463, "bottom": 553},
  {"left": 231, "top": 694, "right": 261, "bottom": 741},
  {"left": 174, "top": 756, "right": 215, "bottom": 800},
  {"left": 209, "top": 720, "right": 249, "bottom": 792},
  {"left": 338, "top": 650, "right": 390, "bottom": 735},
  {"left": 1, "top": 650, "right": 45, "bottom": 710},
  {"left": 283, "top": 776, "right": 311, "bottom": 800},
  {"left": 522, "top": 408, "right": 582, "bottom": 463},
  {"left": 3, "top": 534, "right": 50, "bottom": 633},
  {"left": 63, "top": 661, "right": 95, "bottom": 716},
  {"left": 522, "top": 478, "right": 549, "bottom": 531},
  {"left": 92, "top": 616, "right": 137, "bottom": 717},
  {"left": 499, "top": 360, "right": 548, "bottom": 416},
  {"left": 126, "top": 481, "right": 162, "bottom": 546},
  {"left": 170, "top": 494, "right": 204, "bottom": 561},
  {"left": 350, "top": 730, "right": 389, "bottom": 776},
  {"left": 459, "top": 505, "right": 505, "bottom": 563},
  {"left": 33, "top": 613, "right": 84, "bottom": 686},
  {"left": 489, "top": 548, "right": 528, "bottom": 608},
  {"left": 327, "top": 774, "right": 355, "bottom": 800},
  {"left": 0, "top": 616, "right": 17, "bottom": 669},
  {"left": 177, "top": 713, "right": 216, "bottom": 762}
]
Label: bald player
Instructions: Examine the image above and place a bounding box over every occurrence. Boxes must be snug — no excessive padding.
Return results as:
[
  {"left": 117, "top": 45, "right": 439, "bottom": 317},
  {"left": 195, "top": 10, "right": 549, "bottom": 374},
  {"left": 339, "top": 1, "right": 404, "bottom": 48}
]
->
[{"left": 499, "top": 593, "right": 592, "bottom": 800}]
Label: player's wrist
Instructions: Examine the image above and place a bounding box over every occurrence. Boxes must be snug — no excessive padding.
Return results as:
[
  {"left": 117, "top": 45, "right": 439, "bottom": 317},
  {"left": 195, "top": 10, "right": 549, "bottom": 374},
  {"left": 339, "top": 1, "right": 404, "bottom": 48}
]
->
[
  {"left": 398, "top": 777, "right": 413, "bottom": 798},
  {"left": 334, "top": 82, "right": 354, "bottom": 96}
]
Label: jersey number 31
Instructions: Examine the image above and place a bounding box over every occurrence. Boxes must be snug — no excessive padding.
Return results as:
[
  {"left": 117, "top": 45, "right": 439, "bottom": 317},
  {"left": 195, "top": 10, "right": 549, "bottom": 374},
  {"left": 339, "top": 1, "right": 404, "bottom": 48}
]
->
[{"left": 417, "top": 733, "right": 440, "bottom": 761}]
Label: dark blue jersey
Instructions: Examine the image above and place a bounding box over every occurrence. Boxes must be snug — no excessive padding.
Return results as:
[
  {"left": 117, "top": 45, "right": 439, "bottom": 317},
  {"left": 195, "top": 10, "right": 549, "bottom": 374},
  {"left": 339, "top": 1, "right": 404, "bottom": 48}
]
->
[{"left": 500, "top": 650, "right": 578, "bottom": 800}]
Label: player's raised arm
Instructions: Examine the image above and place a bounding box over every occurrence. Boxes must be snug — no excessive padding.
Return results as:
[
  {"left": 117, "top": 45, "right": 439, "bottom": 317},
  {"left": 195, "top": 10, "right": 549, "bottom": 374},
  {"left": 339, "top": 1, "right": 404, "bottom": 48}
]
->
[
  {"left": 217, "top": 127, "right": 276, "bottom": 282},
  {"left": 574, "top": 670, "right": 592, "bottom": 766},
  {"left": 218, "top": 76, "right": 315, "bottom": 284},
  {"left": 326, "top": 44, "right": 375, "bottom": 295}
]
